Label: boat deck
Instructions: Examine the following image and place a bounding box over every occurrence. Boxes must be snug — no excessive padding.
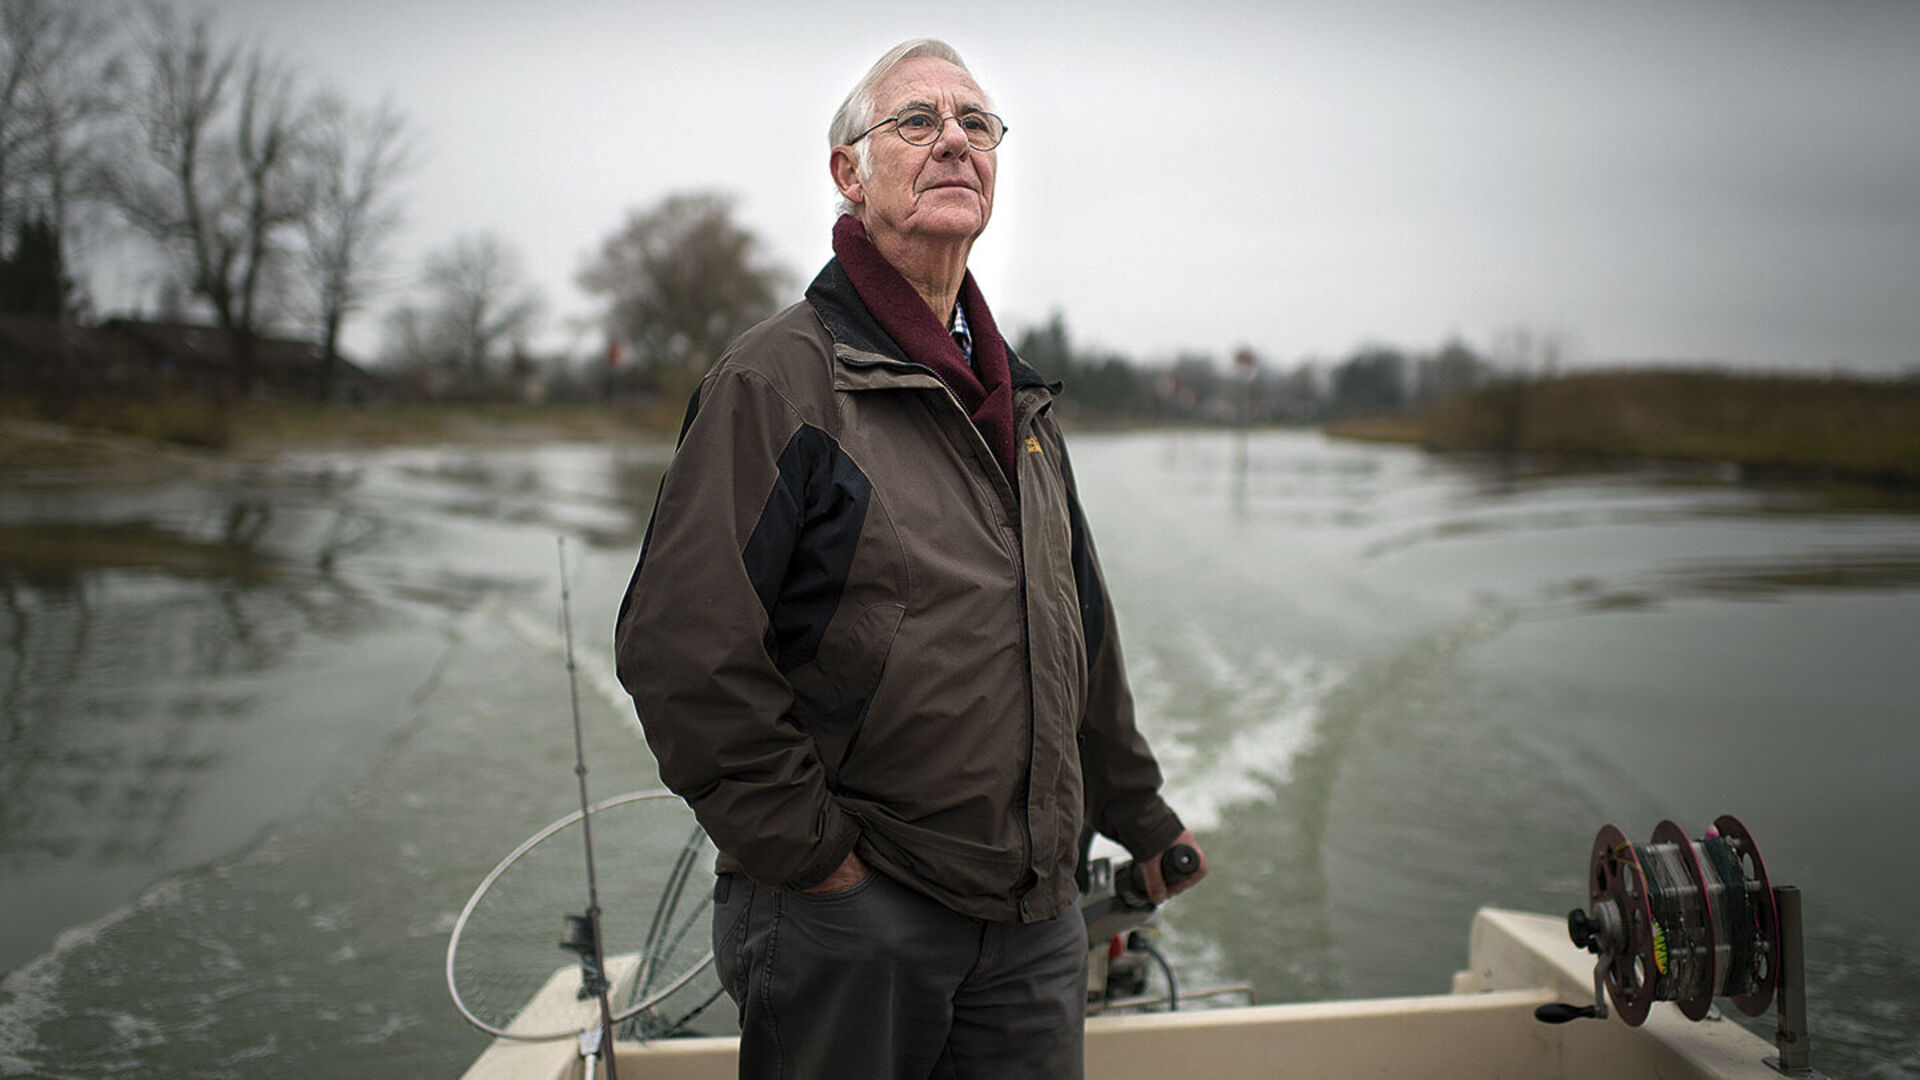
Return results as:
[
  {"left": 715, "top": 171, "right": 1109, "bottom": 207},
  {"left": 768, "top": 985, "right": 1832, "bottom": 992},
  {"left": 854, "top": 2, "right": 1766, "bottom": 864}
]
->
[{"left": 461, "top": 908, "right": 1794, "bottom": 1079}]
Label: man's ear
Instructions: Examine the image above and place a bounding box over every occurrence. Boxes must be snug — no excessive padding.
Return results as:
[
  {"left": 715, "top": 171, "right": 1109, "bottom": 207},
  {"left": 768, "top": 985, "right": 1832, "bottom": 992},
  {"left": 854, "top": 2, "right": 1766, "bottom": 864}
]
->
[{"left": 830, "top": 146, "right": 865, "bottom": 206}]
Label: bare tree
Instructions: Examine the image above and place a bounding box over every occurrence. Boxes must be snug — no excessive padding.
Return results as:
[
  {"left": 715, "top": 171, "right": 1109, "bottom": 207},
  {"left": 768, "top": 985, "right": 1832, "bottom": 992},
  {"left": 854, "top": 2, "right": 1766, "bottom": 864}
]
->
[
  {"left": 1, "top": 0, "right": 117, "bottom": 317},
  {"left": 111, "top": 3, "right": 308, "bottom": 394},
  {"left": 413, "top": 231, "right": 542, "bottom": 378},
  {"left": 0, "top": 0, "right": 54, "bottom": 241},
  {"left": 299, "top": 91, "right": 410, "bottom": 400},
  {"left": 379, "top": 302, "right": 436, "bottom": 370},
  {"left": 577, "top": 191, "right": 786, "bottom": 399},
  {"left": 228, "top": 49, "right": 306, "bottom": 373}
]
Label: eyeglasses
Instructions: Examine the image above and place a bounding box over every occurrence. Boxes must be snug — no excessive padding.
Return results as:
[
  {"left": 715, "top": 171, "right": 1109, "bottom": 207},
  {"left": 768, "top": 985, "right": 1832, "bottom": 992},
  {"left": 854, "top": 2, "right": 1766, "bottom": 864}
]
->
[{"left": 849, "top": 106, "right": 1008, "bottom": 151}]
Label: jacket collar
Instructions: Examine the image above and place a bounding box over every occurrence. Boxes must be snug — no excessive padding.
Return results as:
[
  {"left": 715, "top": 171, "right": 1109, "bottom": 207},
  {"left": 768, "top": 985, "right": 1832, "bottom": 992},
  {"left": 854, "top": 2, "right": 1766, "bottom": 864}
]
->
[{"left": 805, "top": 258, "right": 1057, "bottom": 396}]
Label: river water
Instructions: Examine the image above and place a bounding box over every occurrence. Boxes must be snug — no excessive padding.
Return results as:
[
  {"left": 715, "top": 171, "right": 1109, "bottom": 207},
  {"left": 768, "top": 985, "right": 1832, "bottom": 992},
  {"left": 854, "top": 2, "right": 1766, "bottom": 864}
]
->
[{"left": 1, "top": 429, "right": 1915, "bottom": 1078}]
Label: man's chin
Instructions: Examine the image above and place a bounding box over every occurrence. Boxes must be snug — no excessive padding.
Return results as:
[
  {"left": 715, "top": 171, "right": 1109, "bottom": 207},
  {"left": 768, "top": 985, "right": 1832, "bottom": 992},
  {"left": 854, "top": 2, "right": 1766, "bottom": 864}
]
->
[{"left": 905, "top": 207, "right": 990, "bottom": 244}]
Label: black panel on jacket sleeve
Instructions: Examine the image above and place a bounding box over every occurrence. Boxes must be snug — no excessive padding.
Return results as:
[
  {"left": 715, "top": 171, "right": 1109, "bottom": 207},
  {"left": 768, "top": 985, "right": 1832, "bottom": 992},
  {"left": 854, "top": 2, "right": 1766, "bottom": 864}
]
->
[
  {"left": 741, "top": 424, "right": 872, "bottom": 672},
  {"left": 673, "top": 382, "right": 704, "bottom": 446}
]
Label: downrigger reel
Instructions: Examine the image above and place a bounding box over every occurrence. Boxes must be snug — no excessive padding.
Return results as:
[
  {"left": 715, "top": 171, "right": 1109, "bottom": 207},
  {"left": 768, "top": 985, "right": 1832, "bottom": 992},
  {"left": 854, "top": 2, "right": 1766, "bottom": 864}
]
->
[{"left": 1539, "top": 814, "right": 1823, "bottom": 1078}]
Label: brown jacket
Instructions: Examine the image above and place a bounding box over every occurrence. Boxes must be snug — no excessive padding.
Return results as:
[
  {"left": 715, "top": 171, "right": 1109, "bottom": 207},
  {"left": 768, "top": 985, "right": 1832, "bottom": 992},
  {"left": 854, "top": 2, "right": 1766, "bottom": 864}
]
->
[{"left": 615, "top": 260, "right": 1182, "bottom": 923}]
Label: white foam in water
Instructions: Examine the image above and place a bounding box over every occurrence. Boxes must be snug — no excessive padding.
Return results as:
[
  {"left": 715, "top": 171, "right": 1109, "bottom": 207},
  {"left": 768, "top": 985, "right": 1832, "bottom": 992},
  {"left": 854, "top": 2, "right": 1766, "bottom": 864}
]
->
[
  {"left": 497, "top": 600, "right": 554, "bottom": 652},
  {"left": 1157, "top": 696, "right": 1329, "bottom": 834},
  {"left": 499, "top": 600, "right": 643, "bottom": 733},
  {"left": 0, "top": 879, "right": 187, "bottom": 1073},
  {"left": 0, "top": 947, "right": 61, "bottom": 1073},
  {"left": 103, "top": 1012, "right": 166, "bottom": 1052},
  {"left": 581, "top": 649, "right": 637, "bottom": 727},
  {"left": 307, "top": 901, "right": 352, "bottom": 934},
  {"left": 405, "top": 911, "right": 459, "bottom": 940},
  {"left": 1133, "top": 625, "right": 1346, "bottom": 834},
  {"left": 216, "top": 1033, "right": 279, "bottom": 1067}
]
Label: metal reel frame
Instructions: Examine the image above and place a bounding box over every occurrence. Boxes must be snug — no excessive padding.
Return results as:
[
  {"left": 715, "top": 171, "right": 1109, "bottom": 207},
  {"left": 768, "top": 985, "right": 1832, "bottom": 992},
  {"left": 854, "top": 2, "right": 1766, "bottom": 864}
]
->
[
  {"left": 1713, "top": 814, "right": 1778, "bottom": 1018},
  {"left": 1589, "top": 823, "right": 1660, "bottom": 1026}
]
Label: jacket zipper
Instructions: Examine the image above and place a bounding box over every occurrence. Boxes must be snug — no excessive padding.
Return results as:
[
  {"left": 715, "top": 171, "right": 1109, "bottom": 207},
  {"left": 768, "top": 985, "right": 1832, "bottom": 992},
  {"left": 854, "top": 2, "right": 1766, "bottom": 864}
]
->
[
  {"left": 840, "top": 350, "right": 1042, "bottom": 915},
  {"left": 1010, "top": 402, "right": 1049, "bottom": 921},
  {"left": 1009, "top": 447, "right": 1037, "bottom": 921}
]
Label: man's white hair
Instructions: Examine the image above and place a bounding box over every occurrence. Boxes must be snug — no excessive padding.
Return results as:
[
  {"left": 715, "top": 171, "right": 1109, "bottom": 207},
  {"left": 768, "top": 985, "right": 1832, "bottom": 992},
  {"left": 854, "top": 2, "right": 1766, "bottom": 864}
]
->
[{"left": 829, "top": 38, "right": 989, "bottom": 218}]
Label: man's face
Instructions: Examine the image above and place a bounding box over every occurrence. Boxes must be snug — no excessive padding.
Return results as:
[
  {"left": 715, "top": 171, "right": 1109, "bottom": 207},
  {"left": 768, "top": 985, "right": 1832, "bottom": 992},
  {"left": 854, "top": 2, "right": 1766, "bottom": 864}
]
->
[{"left": 837, "top": 56, "right": 997, "bottom": 251}]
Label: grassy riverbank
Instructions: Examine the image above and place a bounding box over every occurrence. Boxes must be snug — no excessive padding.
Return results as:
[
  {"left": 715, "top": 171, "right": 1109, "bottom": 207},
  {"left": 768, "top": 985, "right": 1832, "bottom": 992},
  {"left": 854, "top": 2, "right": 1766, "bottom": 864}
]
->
[
  {"left": 0, "top": 399, "right": 682, "bottom": 474},
  {"left": 221, "top": 400, "right": 680, "bottom": 453},
  {"left": 10, "top": 370, "right": 1916, "bottom": 487},
  {"left": 1327, "top": 368, "right": 1920, "bottom": 485}
]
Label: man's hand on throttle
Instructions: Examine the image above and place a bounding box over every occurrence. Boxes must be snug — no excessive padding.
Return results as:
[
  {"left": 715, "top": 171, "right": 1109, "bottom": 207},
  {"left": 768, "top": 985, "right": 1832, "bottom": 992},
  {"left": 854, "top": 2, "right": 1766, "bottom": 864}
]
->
[{"left": 1141, "top": 828, "right": 1209, "bottom": 904}]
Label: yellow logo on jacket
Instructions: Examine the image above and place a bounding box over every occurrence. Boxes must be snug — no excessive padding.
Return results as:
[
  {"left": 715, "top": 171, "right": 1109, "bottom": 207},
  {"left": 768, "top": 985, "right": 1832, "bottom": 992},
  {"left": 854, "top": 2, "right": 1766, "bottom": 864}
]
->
[{"left": 1024, "top": 437, "right": 1043, "bottom": 454}]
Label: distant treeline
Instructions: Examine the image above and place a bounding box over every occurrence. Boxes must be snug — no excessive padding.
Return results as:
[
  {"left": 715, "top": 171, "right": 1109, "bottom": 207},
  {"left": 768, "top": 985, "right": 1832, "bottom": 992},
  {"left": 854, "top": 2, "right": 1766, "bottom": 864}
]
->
[
  {"left": 1014, "top": 312, "right": 1919, "bottom": 485},
  {"left": 1013, "top": 312, "right": 1488, "bottom": 425},
  {"left": 1331, "top": 368, "right": 1920, "bottom": 486}
]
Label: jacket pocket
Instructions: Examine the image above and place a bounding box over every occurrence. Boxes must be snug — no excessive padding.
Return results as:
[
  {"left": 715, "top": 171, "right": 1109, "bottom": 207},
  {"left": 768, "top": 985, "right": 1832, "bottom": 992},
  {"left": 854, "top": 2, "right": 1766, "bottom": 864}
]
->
[
  {"left": 786, "top": 867, "right": 880, "bottom": 903},
  {"left": 787, "top": 602, "right": 905, "bottom": 780}
]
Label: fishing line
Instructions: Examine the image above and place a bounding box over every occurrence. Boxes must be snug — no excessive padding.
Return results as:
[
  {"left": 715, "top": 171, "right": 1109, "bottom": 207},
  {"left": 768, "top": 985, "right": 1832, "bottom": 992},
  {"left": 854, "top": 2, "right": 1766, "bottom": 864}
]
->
[{"left": 1565, "top": 815, "right": 1777, "bottom": 1027}]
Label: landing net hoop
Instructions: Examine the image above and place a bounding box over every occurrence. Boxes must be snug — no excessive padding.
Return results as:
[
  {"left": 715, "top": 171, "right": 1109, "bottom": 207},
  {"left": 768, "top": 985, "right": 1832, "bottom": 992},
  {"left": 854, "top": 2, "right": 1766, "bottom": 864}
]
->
[{"left": 445, "top": 789, "right": 720, "bottom": 1042}]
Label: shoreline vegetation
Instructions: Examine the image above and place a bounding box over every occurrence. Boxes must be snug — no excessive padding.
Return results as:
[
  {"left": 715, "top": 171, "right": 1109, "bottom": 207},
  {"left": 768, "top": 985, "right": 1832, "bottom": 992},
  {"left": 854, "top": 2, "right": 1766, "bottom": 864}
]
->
[
  {"left": 1324, "top": 368, "right": 1920, "bottom": 487},
  {"left": 0, "top": 399, "right": 681, "bottom": 482},
  {"left": 3, "top": 367, "right": 1915, "bottom": 488}
]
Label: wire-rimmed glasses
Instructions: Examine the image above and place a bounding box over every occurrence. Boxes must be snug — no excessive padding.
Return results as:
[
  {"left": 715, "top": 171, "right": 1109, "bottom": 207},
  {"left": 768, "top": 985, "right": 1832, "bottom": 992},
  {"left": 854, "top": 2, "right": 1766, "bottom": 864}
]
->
[{"left": 850, "top": 106, "right": 1008, "bottom": 151}]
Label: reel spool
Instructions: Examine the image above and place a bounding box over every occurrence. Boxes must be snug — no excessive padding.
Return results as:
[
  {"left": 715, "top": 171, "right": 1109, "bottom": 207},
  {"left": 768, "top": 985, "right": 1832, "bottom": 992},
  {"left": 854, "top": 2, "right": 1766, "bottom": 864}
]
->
[{"left": 1569, "top": 814, "right": 1778, "bottom": 1026}]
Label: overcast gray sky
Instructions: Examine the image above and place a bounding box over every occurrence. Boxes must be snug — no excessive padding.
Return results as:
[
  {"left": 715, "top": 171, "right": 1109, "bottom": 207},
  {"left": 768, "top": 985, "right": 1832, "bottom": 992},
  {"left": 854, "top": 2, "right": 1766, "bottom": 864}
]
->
[{"left": 170, "top": 0, "right": 1920, "bottom": 373}]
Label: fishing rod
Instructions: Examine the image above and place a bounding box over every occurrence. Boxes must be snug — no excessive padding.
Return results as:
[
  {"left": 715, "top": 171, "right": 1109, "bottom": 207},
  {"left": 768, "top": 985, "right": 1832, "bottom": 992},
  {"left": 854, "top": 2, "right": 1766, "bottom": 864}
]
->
[
  {"left": 557, "top": 536, "right": 620, "bottom": 1080},
  {"left": 444, "top": 543, "right": 720, "bottom": 1052}
]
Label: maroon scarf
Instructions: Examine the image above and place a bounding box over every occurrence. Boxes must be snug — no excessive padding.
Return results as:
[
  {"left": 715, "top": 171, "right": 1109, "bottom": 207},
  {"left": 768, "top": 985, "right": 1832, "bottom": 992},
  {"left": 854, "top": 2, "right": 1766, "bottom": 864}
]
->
[{"left": 831, "top": 215, "right": 1017, "bottom": 487}]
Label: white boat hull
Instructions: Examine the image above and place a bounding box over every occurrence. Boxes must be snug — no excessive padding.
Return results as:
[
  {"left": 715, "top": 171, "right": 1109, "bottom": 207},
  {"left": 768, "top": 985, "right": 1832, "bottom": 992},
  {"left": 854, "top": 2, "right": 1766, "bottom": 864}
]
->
[{"left": 461, "top": 908, "right": 1797, "bottom": 1079}]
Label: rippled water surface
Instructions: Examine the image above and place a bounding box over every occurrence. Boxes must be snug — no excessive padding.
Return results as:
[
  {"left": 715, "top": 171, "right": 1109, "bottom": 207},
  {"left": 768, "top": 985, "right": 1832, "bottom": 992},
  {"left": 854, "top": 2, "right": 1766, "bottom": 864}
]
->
[{"left": 2, "top": 430, "right": 1916, "bottom": 1078}]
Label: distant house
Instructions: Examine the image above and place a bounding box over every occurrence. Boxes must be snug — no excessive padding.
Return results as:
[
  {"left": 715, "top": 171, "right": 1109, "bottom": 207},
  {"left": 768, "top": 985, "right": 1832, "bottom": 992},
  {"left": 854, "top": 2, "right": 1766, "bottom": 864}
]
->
[
  {"left": 0, "top": 315, "right": 141, "bottom": 392},
  {"left": 0, "top": 315, "right": 378, "bottom": 401}
]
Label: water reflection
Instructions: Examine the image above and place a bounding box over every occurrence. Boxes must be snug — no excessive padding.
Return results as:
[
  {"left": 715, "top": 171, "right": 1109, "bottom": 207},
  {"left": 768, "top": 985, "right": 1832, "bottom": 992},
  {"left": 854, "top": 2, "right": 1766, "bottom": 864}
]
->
[
  {"left": 364, "top": 446, "right": 668, "bottom": 550},
  {"left": 0, "top": 440, "right": 672, "bottom": 953},
  {"left": 0, "top": 536, "right": 375, "bottom": 878},
  {"left": 0, "top": 521, "right": 280, "bottom": 582},
  {"left": 0, "top": 449, "right": 578, "bottom": 971},
  {"left": 5, "top": 431, "right": 1916, "bottom": 1079}
]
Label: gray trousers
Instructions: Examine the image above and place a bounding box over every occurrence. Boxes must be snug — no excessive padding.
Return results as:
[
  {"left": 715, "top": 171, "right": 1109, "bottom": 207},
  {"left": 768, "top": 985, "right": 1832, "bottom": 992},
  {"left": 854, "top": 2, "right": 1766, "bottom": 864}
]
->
[{"left": 711, "top": 870, "right": 1087, "bottom": 1080}]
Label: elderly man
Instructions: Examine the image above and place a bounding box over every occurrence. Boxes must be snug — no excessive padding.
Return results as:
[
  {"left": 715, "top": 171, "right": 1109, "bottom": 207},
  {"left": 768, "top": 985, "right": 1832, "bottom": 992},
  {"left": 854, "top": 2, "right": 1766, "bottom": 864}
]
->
[{"left": 615, "top": 38, "right": 1205, "bottom": 1078}]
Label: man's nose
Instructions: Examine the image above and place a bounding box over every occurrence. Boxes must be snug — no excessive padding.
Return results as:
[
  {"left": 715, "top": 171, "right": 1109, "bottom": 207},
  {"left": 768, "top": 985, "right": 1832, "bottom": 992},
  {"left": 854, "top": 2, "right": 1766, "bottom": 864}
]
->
[{"left": 932, "top": 116, "right": 971, "bottom": 159}]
